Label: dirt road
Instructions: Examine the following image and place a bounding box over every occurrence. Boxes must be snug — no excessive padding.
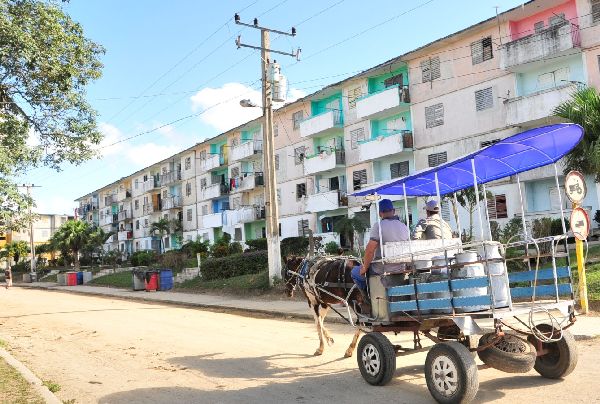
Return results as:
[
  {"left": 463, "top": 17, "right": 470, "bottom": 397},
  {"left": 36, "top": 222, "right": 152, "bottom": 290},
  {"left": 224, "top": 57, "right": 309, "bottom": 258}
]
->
[{"left": 0, "top": 288, "right": 599, "bottom": 403}]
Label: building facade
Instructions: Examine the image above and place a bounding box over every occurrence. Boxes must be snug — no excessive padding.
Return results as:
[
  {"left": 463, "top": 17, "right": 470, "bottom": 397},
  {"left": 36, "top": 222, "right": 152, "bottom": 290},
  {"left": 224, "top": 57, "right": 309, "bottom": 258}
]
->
[{"left": 76, "top": 0, "right": 600, "bottom": 255}]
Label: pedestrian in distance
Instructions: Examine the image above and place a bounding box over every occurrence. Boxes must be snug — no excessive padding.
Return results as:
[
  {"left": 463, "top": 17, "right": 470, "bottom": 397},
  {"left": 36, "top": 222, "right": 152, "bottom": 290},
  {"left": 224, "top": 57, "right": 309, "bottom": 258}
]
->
[{"left": 5, "top": 265, "right": 12, "bottom": 289}]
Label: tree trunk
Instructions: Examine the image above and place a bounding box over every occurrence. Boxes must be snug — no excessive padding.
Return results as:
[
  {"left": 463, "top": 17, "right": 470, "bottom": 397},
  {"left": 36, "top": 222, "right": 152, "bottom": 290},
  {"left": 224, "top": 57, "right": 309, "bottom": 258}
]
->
[
  {"left": 73, "top": 249, "right": 80, "bottom": 271},
  {"left": 468, "top": 209, "right": 474, "bottom": 240}
]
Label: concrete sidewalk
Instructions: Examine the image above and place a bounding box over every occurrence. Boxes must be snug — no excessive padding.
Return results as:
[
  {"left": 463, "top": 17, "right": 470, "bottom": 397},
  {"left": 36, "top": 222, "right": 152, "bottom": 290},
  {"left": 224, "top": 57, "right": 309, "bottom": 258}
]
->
[{"left": 17, "top": 282, "right": 600, "bottom": 340}]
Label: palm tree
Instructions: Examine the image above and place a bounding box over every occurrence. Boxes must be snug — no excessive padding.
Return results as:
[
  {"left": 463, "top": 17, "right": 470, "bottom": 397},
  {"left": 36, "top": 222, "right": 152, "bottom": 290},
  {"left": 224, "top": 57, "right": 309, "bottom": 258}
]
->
[
  {"left": 49, "top": 220, "right": 91, "bottom": 270},
  {"left": 0, "top": 241, "right": 29, "bottom": 264},
  {"left": 333, "top": 216, "right": 369, "bottom": 252},
  {"left": 554, "top": 87, "right": 600, "bottom": 179},
  {"left": 83, "top": 227, "right": 114, "bottom": 265},
  {"left": 150, "top": 218, "right": 170, "bottom": 253}
]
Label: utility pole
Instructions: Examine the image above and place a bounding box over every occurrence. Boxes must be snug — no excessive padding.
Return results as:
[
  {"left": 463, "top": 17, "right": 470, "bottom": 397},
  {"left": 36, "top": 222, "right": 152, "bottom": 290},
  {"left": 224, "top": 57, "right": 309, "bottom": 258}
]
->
[
  {"left": 19, "top": 184, "right": 40, "bottom": 275},
  {"left": 234, "top": 14, "right": 299, "bottom": 285}
]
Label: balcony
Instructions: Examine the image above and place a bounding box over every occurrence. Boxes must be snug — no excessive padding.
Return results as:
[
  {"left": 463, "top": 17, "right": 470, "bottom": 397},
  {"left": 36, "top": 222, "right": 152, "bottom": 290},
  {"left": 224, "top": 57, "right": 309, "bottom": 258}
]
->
[
  {"left": 199, "top": 154, "right": 221, "bottom": 172},
  {"left": 117, "top": 230, "right": 133, "bottom": 241},
  {"left": 160, "top": 170, "right": 182, "bottom": 186},
  {"left": 304, "top": 150, "right": 345, "bottom": 175},
  {"left": 162, "top": 195, "right": 183, "bottom": 210},
  {"left": 356, "top": 85, "right": 410, "bottom": 120},
  {"left": 199, "top": 183, "right": 229, "bottom": 200},
  {"left": 104, "top": 195, "right": 115, "bottom": 206},
  {"left": 306, "top": 190, "right": 348, "bottom": 213},
  {"left": 299, "top": 110, "right": 343, "bottom": 138},
  {"left": 230, "top": 140, "right": 262, "bottom": 162},
  {"left": 143, "top": 179, "right": 157, "bottom": 192},
  {"left": 142, "top": 203, "right": 154, "bottom": 215},
  {"left": 358, "top": 130, "right": 413, "bottom": 162},
  {"left": 118, "top": 210, "right": 132, "bottom": 221},
  {"left": 500, "top": 23, "right": 580, "bottom": 71},
  {"left": 100, "top": 215, "right": 113, "bottom": 226},
  {"left": 505, "top": 84, "right": 577, "bottom": 126},
  {"left": 230, "top": 172, "right": 264, "bottom": 193},
  {"left": 202, "top": 212, "right": 223, "bottom": 228}
]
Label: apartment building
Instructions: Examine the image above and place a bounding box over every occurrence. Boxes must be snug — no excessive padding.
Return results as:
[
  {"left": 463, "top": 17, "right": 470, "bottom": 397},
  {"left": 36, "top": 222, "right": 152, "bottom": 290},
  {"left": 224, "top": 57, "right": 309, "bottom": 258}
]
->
[{"left": 75, "top": 0, "right": 600, "bottom": 256}]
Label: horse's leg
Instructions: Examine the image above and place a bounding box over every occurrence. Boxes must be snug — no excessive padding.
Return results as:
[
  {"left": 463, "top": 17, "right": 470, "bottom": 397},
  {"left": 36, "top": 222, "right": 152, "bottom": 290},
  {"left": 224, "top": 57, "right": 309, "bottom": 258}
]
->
[
  {"left": 312, "top": 302, "right": 326, "bottom": 356},
  {"left": 344, "top": 328, "right": 362, "bottom": 358},
  {"left": 318, "top": 305, "right": 334, "bottom": 346}
]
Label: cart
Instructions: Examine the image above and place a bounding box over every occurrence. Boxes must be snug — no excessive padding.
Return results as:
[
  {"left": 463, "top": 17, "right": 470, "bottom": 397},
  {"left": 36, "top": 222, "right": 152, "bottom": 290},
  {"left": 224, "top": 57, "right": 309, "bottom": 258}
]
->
[{"left": 350, "top": 123, "right": 583, "bottom": 403}]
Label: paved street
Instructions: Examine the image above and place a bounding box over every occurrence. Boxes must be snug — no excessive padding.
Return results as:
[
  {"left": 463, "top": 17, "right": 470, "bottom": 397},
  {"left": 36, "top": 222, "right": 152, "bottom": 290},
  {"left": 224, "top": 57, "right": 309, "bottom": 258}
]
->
[{"left": 1, "top": 288, "right": 599, "bottom": 404}]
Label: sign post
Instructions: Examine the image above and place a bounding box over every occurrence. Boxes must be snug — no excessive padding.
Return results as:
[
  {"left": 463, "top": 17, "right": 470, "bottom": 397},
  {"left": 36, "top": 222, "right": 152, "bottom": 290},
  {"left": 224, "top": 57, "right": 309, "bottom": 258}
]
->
[{"left": 565, "top": 171, "right": 589, "bottom": 314}]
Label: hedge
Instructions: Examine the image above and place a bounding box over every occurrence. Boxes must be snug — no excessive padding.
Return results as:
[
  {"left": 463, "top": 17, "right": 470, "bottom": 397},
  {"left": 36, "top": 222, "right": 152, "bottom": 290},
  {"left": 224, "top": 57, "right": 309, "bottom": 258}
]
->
[{"left": 201, "top": 250, "right": 268, "bottom": 280}]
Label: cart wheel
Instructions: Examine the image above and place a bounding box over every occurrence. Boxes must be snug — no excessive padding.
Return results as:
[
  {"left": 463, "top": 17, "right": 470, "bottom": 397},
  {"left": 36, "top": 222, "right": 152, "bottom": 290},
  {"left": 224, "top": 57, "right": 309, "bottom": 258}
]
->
[
  {"left": 528, "top": 325, "right": 578, "bottom": 379},
  {"left": 356, "top": 332, "right": 396, "bottom": 386},
  {"left": 477, "top": 333, "right": 536, "bottom": 373},
  {"left": 425, "top": 342, "right": 478, "bottom": 404}
]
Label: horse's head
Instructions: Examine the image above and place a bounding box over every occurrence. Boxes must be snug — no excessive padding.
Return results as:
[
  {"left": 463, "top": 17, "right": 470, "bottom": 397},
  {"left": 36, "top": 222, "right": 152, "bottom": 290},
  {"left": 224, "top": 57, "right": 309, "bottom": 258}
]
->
[{"left": 282, "top": 255, "right": 303, "bottom": 297}]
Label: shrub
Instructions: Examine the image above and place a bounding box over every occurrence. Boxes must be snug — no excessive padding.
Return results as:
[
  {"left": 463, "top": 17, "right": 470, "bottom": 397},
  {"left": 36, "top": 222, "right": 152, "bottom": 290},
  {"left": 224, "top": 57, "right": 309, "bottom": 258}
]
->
[
  {"left": 324, "top": 241, "right": 340, "bottom": 255},
  {"left": 201, "top": 251, "right": 268, "bottom": 280},
  {"left": 489, "top": 220, "right": 502, "bottom": 242},
  {"left": 180, "top": 238, "right": 209, "bottom": 257},
  {"left": 501, "top": 217, "right": 523, "bottom": 244},
  {"left": 230, "top": 242, "right": 243, "bottom": 255},
  {"left": 245, "top": 238, "right": 267, "bottom": 251},
  {"left": 280, "top": 236, "right": 309, "bottom": 257},
  {"left": 131, "top": 250, "right": 157, "bottom": 267},
  {"left": 550, "top": 217, "right": 570, "bottom": 236},
  {"left": 159, "top": 251, "right": 187, "bottom": 271},
  {"left": 210, "top": 244, "right": 230, "bottom": 258}
]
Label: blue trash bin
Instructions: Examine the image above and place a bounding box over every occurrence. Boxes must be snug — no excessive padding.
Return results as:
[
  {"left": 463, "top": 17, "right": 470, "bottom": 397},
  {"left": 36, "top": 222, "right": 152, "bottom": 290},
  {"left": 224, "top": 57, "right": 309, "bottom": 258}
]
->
[
  {"left": 76, "top": 271, "right": 84, "bottom": 285},
  {"left": 159, "top": 269, "right": 173, "bottom": 291}
]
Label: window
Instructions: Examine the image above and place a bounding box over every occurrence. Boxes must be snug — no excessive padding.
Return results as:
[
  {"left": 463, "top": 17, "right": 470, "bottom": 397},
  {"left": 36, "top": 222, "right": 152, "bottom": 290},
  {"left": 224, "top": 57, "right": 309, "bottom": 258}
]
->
[
  {"left": 441, "top": 201, "right": 452, "bottom": 222},
  {"left": 350, "top": 128, "right": 366, "bottom": 149},
  {"left": 277, "top": 188, "right": 281, "bottom": 204},
  {"left": 425, "top": 103, "right": 444, "bottom": 128},
  {"left": 201, "top": 205, "right": 208, "bottom": 215},
  {"left": 549, "top": 13, "right": 565, "bottom": 27},
  {"left": 487, "top": 194, "right": 508, "bottom": 219},
  {"left": 275, "top": 154, "right": 280, "bottom": 170},
  {"left": 231, "top": 137, "right": 239, "bottom": 147},
  {"left": 384, "top": 73, "right": 403, "bottom": 88},
  {"left": 186, "top": 209, "right": 193, "bottom": 221},
  {"left": 202, "top": 232, "right": 209, "bottom": 241},
  {"left": 144, "top": 218, "right": 149, "bottom": 227},
  {"left": 163, "top": 213, "right": 169, "bottom": 220},
  {"left": 185, "top": 182, "right": 192, "bottom": 196},
  {"left": 481, "top": 139, "right": 499, "bottom": 148},
  {"left": 232, "top": 196, "right": 241, "bottom": 210},
  {"left": 347, "top": 86, "right": 363, "bottom": 110},
  {"left": 134, "top": 179, "right": 139, "bottom": 189},
  {"left": 534, "top": 21, "right": 545, "bottom": 33},
  {"left": 162, "top": 190, "right": 168, "bottom": 199},
  {"left": 164, "top": 237, "right": 170, "bottom": 249},
  {"left": 162, "top": 167, "right": 167, "bottom": 175},
  {"left": 234, "top": 228, "right": 243, "bottom": 241},
  {"left": 199, "top": 150, "right": 206, "bottom": 160},
  {"left": 185, "top": 157, "right": 191, "bottom": 170},
  {"left": 421, "top": 57, "right": 441, "bottom": 83},
  {"left": 593, "top": 0, "right": 600, "bottom": 24},
  {"left": 428, "top": 151, "right": 447, "bottom": 167},
  {"left": 471, "top": 36, "right": 493, "bottom": 65},
  {"left": 274, "top": 123, "right": 279, "bottom": 137},
  {"left": 134, "top": 200, "right": 139, "bottom": 210},
  {"left": 390, "top": 161, "right": 410, "bottom": 179},
  {"left": 475, "top": 87, "right": 493, "bottom": 111},
  {"left": 292, "top": 110, "right": 304, "bottom": 129},
  {"left": 294, "top": 146, "right": 306, "bottom": 165},
  {"left": 231, "top": 166, "right": 240, "bottom": 178},
  {"left": 297, "top": 219, "right": 310, "bottom": 236},
  {"left": 352, "top": 169, "right": 368, "bottom": 190},
  {"left": 200, "top": 178, "right": 207, "bottom": 188},
  {"left": 143, "top": 175, "right": 148, "bottom": 182},
  {"left": 296, "top": 182, "right": 307, "bottom": 199}
]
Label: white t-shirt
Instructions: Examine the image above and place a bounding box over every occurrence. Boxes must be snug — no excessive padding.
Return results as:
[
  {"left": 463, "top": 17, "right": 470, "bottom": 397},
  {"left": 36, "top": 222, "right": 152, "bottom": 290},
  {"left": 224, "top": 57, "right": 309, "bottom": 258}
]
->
[{"left": 369, "top": 217, "right": 409, "bottom": 274}]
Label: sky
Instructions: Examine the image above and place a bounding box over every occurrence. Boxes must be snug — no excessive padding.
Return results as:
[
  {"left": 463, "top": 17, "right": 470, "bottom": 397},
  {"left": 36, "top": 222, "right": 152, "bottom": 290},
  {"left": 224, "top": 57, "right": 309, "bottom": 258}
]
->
[{"left": 20, "top": 0, "right": 528, "bottom": 215}]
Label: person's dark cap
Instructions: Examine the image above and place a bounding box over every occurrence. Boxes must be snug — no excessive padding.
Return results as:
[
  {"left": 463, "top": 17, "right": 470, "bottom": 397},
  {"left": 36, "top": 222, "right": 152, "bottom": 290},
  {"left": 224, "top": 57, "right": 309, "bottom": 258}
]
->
[{"left": 379, "top": 199, "right": 394, "bottom": 212}]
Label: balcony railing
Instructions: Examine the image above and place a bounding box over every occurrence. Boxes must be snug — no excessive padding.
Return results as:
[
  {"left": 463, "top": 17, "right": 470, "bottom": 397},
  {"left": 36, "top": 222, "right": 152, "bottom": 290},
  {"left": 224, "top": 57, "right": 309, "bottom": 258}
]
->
[
  {"left": 117, "top": 230, "right": 133, "bottom": 241},
  {"left": 199, "top": 154, "right": 221, "bottom": 172},
  {"left": 500, "top": 23, "right": 580, "bottom": 70},
  {"left": 356, "top": 85, "right": 410, "bottom": 119},
  {"left": 142, "top": 179, "right": 158, "bottom": 192},
  {"left": 162, "top": 195, "right": 183, "bottom": 210},
  {"left": 200, "top": 183, "right": 229, "bottom": 200},
  {"left": 160, "top": 170, "right": 182, "bottom": 186},
  {"left": 358, "top": 130, "right": 413, "bottom": 162},
  {"left": 306, "top": 190, "right": 348, "bottom": 213},
  {"left": 505, "top": 84, "right": 578, "bottom": 126},
  {"left": 304, "top": 149, "right": 345, "bottom": 175},
  {"left": 201, "top": 212, "right": 224, "bottom": 228},
  {"left": 230, "top": 140, "right": 263, "bottom": 162},
  {"left": 230, "top": 172, "right": 264, "bottom": 193},
  {"left": 299, "top": 109, "right": 343, "bottom": 138},
  {"left": 118, "top": 210, "right": 131, "bottom": 221},
  {"left": 104, "top": 195, "right": 115, "bottom": 206},
  {"left": 142, "top": 203, "right": 154, "bottom": 215}
]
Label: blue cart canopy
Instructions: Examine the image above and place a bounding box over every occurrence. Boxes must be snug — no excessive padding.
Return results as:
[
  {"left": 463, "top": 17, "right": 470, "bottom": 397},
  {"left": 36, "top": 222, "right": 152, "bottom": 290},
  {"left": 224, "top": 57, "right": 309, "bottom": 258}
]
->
[{"left": 353, "top": 124, "right": 584, "bottom": 197}]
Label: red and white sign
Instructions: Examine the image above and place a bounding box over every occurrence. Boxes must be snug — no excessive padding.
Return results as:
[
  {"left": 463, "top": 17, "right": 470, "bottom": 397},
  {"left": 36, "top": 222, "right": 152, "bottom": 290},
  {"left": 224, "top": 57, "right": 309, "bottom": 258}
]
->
[
  {"left": 570, "top": 207, "right": 590, "bottom": 241},
  {"left": 565, "top": 171, "right": 587, "bottom": 204}
]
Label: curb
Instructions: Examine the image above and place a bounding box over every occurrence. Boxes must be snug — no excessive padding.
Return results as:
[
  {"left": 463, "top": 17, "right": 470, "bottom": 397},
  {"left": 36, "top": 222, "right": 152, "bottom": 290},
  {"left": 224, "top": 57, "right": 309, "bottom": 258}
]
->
[{"left": 0, "top": 347, "right": 61, "bottom": 404}]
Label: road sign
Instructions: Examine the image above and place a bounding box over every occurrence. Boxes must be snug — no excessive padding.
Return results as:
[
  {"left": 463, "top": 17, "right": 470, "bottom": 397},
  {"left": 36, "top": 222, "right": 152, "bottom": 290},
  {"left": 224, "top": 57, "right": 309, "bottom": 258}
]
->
[
  {"left": 570, "top": 207, "right": 590, "bottom": 240},
  {"left": 565, "top": 171, "right": 587, "bottom": 204}
]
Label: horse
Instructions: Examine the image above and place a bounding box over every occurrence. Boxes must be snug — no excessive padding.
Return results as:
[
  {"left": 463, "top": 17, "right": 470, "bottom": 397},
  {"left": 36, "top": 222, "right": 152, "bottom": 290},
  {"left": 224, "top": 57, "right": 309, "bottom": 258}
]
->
[{"left": 283, "top": 255, "right": 364, "bottom": 357}]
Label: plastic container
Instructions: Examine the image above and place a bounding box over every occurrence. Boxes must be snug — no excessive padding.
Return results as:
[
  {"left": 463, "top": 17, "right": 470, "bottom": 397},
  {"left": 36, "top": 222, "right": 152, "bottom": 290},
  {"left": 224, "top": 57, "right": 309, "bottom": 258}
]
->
[
  {"left": 159, "top": 269, "right": 173, "bottom": 291},
  {"left": 22, "top": 273, "right": 31, "bottom": 283},
  {"left": 76, "top": 271, "right": 84, "bottom": 285},
  {"left": 132, "top": 270, "right": 145, "bottom": 291},
  {"left": 66, "top": 271, "right": 78, "bottom": 286},
  {"left": 145, "top": 271, "right": 158, "bottom": 291},
  {"left": 452, "top": 251, "right": 490, "bottom": 313},
  {"left": 479, "top": 242, "right": 510, "bottom": 308},
  {"left": 82, "top": 271, "right": 93, "bottom": 284},
  {"left": 57, "top": 273, "right": 67, "bottom": 286}
]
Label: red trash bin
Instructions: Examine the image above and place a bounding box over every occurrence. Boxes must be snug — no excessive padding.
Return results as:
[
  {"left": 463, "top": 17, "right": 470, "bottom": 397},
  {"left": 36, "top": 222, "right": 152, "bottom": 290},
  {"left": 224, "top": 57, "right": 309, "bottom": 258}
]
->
[
  {"left": 145, "top": 271, "right": 158, "bottom": 292},
  {"left": 66, "top": 271, "right": 78, "bottom": 286}
]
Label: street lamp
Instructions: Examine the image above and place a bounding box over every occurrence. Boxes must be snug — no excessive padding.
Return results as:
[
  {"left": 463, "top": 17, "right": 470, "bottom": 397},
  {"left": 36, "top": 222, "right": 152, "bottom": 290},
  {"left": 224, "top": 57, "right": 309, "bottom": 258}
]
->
[{"left": 239, "top": 99, "right": 259, "bottom": 108}]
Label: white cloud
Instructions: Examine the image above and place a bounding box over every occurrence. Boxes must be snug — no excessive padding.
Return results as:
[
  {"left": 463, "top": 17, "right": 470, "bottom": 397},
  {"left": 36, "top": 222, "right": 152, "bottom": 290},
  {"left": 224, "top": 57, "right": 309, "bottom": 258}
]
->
[
  {"left": 98, "top": 122, "right": 125, "bottom": 157},
  {"left": 125, "top": 143, "right": 180, "bottom": 168}
]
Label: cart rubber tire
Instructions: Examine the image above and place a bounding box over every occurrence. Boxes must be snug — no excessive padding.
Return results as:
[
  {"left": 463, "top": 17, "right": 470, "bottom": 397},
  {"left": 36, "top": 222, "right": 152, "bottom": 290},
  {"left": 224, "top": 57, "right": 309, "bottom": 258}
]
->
[
  {"left": 425, "top": 341, "right": 479, "bottom": 404},
  {"left": 356, "top": 332, "right": 396, "bottom": 386},
  {"left": 477, "top": 333, "right": 536, "bottom": 374},
  {"left": 528, "top": 325, "right": 578, "bottom": 379}
]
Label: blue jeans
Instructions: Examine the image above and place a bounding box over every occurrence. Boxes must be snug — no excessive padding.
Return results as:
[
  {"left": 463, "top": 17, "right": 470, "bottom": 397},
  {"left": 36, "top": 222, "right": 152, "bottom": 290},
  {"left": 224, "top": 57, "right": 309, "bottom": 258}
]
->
[{"left": 351, "top": 265, "right": 368, "bottom": 290}]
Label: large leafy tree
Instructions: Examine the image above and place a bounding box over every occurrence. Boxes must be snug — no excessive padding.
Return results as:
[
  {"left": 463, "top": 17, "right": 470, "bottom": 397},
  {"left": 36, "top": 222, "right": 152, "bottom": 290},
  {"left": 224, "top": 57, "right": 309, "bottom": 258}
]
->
[
  {"left": 0, "top": 0, "right": 104, "bottom": 232},
  {"left": 554, "top": 87, "right": 600, "bottom": 179},
  {"left": 49, "top": 219, "right": 91, "bottom": 270},
  {"left": 0, "top": 240, "right": 29, "bottom": 263}
]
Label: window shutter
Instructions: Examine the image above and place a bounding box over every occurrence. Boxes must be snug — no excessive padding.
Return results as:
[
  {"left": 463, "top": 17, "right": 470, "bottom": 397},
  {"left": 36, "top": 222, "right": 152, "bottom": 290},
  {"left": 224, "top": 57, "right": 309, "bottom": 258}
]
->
[
  {"left": 534, "top": 21, "right": 545, "bottom": 33},
  {"left": 350, "top": 128, "right": 365, "bottom": 149},
  {"left": 441, "top": 201, "right": 451, "bottom": 222},
  {"left": 352, "top": 169, "right": 368, "bottom": 190},
  {"left": 480, "top": 139, "right": 499, "bottom": 148},
  {"left": 593, "top": 0, "right": 600, "bottom": 23},
  {"left": 486, "top": 196, "right": 497, "bottom": 220},
  {"left": 390, "top": 161, "right": 410, "bottom": 179},
  {"left": 425, "top": 103, "right": 444, "bottom": 128},
  {"left": 495, "top": 194, "right": 507, "bottom": 219},
  {"left": 421, "top": 57, "right": 440, "bottom": 83},
  {"left": 383, "top": 73, "right": 403, "bottom": 88},
  {"left": 471, "top": 37, "right": 493, "bottom": 65},
  {"left": 275, "top": 154, "right": 280, "bottom": 170},
  {"left": 428, "top": 152, "right": 447, "bottom": 167},
  {"left": 294, "top": 146, "right": 306, "bottom": 165},
  {"left": 292, "top": 111, "right": 304, "bottom": 129},
  {"left": 347, "top": 86, "right": 363, "bottom": 110},
  {"left": 475, "top": 87, "right": 493, "bottom": 111},
  {"left": 296, "top": 183, "right": 307, "bottom": 199},
  {"left": 186, "top": 209, "right": 192, "bottom": 221},
  {"left": 231, "top": 166, "right": 240, "bottom": 178}
]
